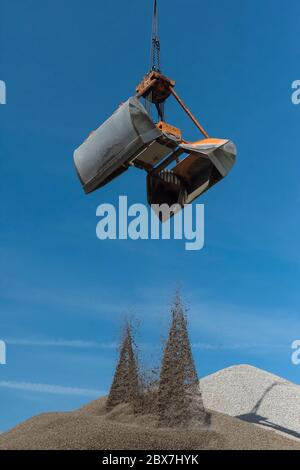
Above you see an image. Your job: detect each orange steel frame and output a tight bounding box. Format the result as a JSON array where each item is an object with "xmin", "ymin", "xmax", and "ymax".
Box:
[{"xmin": 135, "ymin": 72, "xmax": 209, "ymax": 139}]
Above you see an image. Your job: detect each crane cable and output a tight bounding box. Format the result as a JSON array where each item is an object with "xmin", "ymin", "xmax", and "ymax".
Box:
[
  {"xmin": 150, "ymin": 0, "xmax": 161, "ymax": 72},
  {"xmin": 146, "ymin": 0, "xmax": 165, "ymax": 121}
]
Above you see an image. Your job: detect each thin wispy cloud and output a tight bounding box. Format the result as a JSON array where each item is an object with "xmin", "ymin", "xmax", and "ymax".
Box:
[
  {"xmin": 0, "ymin": 286, "xmax": 122, "ymax": 317},
  {"xmin": 189, "ymin": 299, "xmax": 300, "ymax": 346},
  {"xmin": 4, "ymin": 337, "xmax": 162, "ymax": 356},
  {"xmin": 192, "ymin": 342, "xmax": 288, "ymax": 351},
  {"xmin": 5, "ymin": 338, "xmax": 117, "ymax": 349},
  {"xmin": 0, "ymin": 278, "xmax": 170, "ymax": 321},
  {"xmin": 3, "ymin": 335, "xmax": 292, "ymax": 354},
  {"xmin": 2, "ymin": 286, "xmax": 299, "ymax": 356},
  {"xmin": 0, "ymin": 381, "xmax": 103, "ymax": 397}
]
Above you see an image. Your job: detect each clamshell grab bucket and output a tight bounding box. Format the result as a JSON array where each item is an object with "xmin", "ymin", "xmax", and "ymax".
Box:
[
  {"xmin": 74, "ymin": 94, "xmax": 236, "ymax": 222},
  {"xmin": 74, "ymin": 97, "xmax": 179, "ymax": 194}
]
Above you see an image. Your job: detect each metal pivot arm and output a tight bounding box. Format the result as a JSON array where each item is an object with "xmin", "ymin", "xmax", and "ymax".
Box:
[{"xmin": 170, "ymin": 88, "xmax": 209, "ymax": 139}]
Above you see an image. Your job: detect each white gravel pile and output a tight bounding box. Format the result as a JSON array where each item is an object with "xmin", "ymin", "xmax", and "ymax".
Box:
[{"xmin": 200, "ymin": 364, "xmax": 300, "ymax": 440}]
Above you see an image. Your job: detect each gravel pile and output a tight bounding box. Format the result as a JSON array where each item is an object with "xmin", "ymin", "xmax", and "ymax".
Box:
[
  {"xmin": 200, "ymin": 364, "xmax": 300, "ymax": 441},
  {"xmin": 1, "ymin": 364, "xmax": 300, "ymax": 450},
  {"xmin": 0, "ymin": 397, "xmax": 299, "ymax": 450}
]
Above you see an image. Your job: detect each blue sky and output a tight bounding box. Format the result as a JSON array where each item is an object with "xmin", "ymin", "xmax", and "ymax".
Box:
[{"xmin": 1, "ymin": 0, "xmax": 300, "ymax": 432}]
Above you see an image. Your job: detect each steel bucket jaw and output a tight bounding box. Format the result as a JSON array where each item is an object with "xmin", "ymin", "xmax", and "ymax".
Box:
[
  {"xmin": 73, "ymin": 97, "xmax": 163, "ymax": 194},
  {"xmin": 147, "ymin": 138, "xmax": 236, "ymax": 221}
]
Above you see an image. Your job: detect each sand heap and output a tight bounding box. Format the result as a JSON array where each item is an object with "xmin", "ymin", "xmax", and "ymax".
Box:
[{"xmin": 200, "ymin": 364, "xmax": 300, "ymax": 441}]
